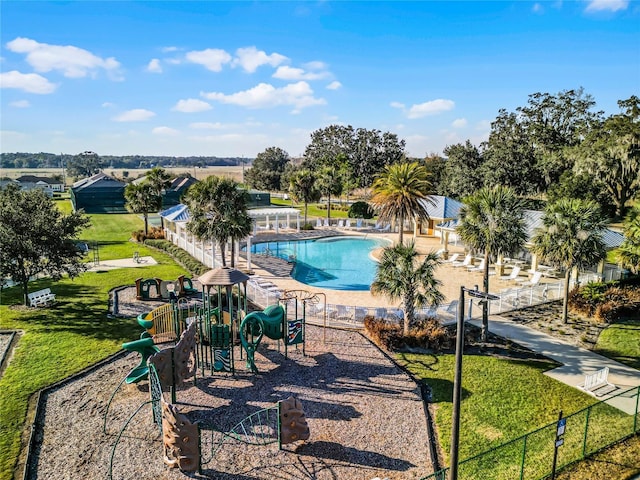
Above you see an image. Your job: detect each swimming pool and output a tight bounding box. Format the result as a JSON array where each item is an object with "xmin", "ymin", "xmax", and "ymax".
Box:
[{"xmin": 247, "ymin": 236, "xmax": 390, "ymax": 291}]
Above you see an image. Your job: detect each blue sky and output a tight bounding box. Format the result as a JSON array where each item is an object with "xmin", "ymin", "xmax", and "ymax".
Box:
[{"xmin": 1, "ymin": 1, "xmax": 638, "ymax": 159}]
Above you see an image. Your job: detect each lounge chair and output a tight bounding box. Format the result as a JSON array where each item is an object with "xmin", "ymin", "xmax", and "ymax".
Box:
[
  {"xmin": 316, "ymin": 218, "xmax": 322, "ymax": 228},
  {"xmin": 444, "ymin": 253, "xmax": 460, "ymax": 264},
  {"xmin": 376, "ymin": 223, "xmax": 391, "ymax": 232},
  {"xmin": 518, "ymin": 271, "xmax": 543, "ymax": 287},
  {"xmin": 337, "ymin": 219, "xmax": 345, "ymax": 228},
  {"xmin": 345, "ymin": 219, "xmax": 352, "ymax": 229},
  {"xmin": 468, "ymin": 259, "xmax": 485, "ymax": 272},
  {"xmin": 500, "ymin": 266, "xmax": 521, "ymax": 281},
  {"xmin": 354, "ymin": 307, "xmax": 368, "ymax": 322},
  {"xmin": 323, "ymin": 219, "xmax": 330, "ymax": 228},
  {"xmin": 333, "ymin": 305, "xmax": 353, "ymax": 320},
  {"xmin": 452, "ymin": 254, "xmax": 472, "ymax": 268},
  {"xmin": 438, "ymin": 300, "xmax": 458, "ymax": 318},
  {"xmin": 356, "ymin": 219, "xmax": 363, "ymax": 229}
]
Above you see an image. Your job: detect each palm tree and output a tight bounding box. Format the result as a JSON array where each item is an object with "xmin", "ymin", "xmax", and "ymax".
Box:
[
  {"xmin": 183, "ymin": 176, "xmax": 252, "ymax": 267},
  {"xmin": 370, "ymin": 161, "xmax": 434, "ymax": 244},
  {"xmin": 317, "ymin": 165, "xmax": 343, "ymax": 222},
  {"xmin": 289, "ymin": 169, "xmax": 321, "ymax": 226},
  {"xmin": 145, "ymin": 166, "xmax": 171, "ymax": 226},
  {"xmin": 371, "ymin": 241, "xmax": 444, "ymax": 336},
  {"xmin": 124, "ymin": 182, "xmax": 160, "ymax": 235},
  {"xmin": 618, "ymin": 205, "xmax": 640, "ymax": 274},
  {"xmin": 457, "ymin": 186, "xmax": 527, "ymax": 342},
  {"xmin": 531, "ymin": 199, "xmax": 607, "ymax": 323}
]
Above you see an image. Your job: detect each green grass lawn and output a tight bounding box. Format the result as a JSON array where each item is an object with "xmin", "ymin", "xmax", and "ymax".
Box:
[
  {"xmin": 270, "ymin": 197, "xmax": 352, "ymax": 220},
  {"xmin": 594, "ymin": 319, "xmax": 640, "ymax": 370},
  {"xmin": 0, "ymin": 205, "xmax": 187, "ymax": 480},
  {"xmin": 397, "ymin": 353, "xmax": 599, "ymax": 463}
]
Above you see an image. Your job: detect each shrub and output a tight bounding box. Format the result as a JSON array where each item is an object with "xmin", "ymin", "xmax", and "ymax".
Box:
[
  {"xmin": 348, "ymin": 201, "xmax": 374, "ymax": 219},
  {"xmin": 364, "ymin": 316, "xmax": 450, "ymax": 351},
  {"xmin": 301, "ymin": 223, "xmax": 315, "ymax": 230},
  {"xmin": 594, "ymin": 287, "xmax": 640, "ymax": 323},
  {"xmin": 570, "ymin": 281, "xmax": 640, "ymax": 323},
  {"xmin": 131, "ymin": 227, "xmax": 165, "ymax": 242},
  {"xmin": 144, "ymin": 239, "xmax": 209, "ymax": 276}
]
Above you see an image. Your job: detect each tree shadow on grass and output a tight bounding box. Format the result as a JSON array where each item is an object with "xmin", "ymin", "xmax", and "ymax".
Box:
[{"xmin": 4, "ymin": 281, "xmax": 140, "ymax": 342}]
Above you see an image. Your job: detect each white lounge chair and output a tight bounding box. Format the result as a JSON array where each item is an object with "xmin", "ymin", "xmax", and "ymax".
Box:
[
  {"xmin": 323, "ymin": 219, "xmax": 330, "ymax": 228},
  {"xmin": 500, "ymin": 266, "xmax": 521, "ymax": 281},
  {"xmin": 354, "ymin": 307, "xmax": 368, "ymax": 322},
  {"xmin": 316, "ymin": 218, "xmax": 322, "ymax": 228},
  {"xmin": 337, "ymin": 219, "xmax": 345, "ymax": 228},
  {"xmin": 438, "ymin": 300, "xmax": 458, "ymax": 318},
  {"xmin": 356, "ymin": 219, "xmax": 363, "ymax": 229},
  {"xmin": 518, "ymin": 271, "xmax": 543, "ymax": 287},
  {"xmin": 468, "ymin": 259, "xmax": 485, "ymax": 272},
  {"xmin": 452, "ymin": 254, "xmax": 472, "ymax": 268},
  {"xmin": 444, "ymin": 253, "xmax": 460, "ymax": 264},
  {"xmin": 345, "ymin": 219, "xmax": 352, "ymax": 229}
]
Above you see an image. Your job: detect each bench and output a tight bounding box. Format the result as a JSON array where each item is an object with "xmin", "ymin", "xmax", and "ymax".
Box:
[
  {"xmin": 28, "ymin": 288, "xmax": 57, "ymax": 307},
  {"xmin": 578, "ymin": 367, "xmax": 617, "ymax": 397}
]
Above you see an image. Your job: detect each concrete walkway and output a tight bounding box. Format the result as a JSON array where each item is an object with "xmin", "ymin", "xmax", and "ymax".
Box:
[
  {"xmin": 87, "ymin": 255, "xmax": 157, "ymax": 271},
  {"xmin": 470, "ymin": 316, "xmax": 640, "ymax": 415}
]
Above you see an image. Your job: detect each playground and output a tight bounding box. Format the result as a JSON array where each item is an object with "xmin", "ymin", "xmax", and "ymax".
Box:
[{"xmin": 29, "ymin": 324, "xmax": 431, "ymax": 480}]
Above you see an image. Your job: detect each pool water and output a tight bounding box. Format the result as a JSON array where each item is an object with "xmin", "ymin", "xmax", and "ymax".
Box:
[{"xmin": 247, "ymin": 236, "xmax": 390, "ymax": 290}]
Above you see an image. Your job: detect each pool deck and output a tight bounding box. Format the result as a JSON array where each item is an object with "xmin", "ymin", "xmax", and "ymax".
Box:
[{"xmin": 241, "ymin": 228, "xmax": 555, "ymax": 309}]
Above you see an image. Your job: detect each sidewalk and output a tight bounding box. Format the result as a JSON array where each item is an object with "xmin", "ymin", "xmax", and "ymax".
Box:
[
  {"xmin": 87, "ymin": 255, "xmax": 157, "ymax": 271},
  {"xmin": 470, "ymin": 316, "xmax": 640, "ymax": 415}
]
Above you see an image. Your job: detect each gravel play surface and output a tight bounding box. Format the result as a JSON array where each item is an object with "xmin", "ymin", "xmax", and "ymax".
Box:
[{"xmin": 30, "ymin": 324, "xmax": 434, "ymax": 480}]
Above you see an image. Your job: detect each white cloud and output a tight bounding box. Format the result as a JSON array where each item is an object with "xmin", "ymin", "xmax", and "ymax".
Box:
[
  {"xmin": 201, "ymin": 81, "xmax": 325, "ymax": 111},
  {"xmin": 390, "ymin": 101, "xmax": 405, "ymax": 109},
  {"xmin": 273, "ymin": 65, "xmax": 329, "ymax": 81},
  {"xmin": 10, "ymin": 100, "xmax": 30, "ymax": 108},
  {"xmin": 304, "ymin": 61, "xmax": 328, "ymax": 71},
  {"xmin": 585, "ymin": 0, "xmax": 628, "ymax": 11},
  {"xmin": 152, "ymin": 126, "xmax": 180, "ymax": 136},
  {"xmin": 161, "ymin": 46, "xmax": 180, "ymax": 53},
  {"xmin": 172, "ymin": 98, "xmax": 212, "ymax": 113},
  {"xmin": 452, "ymin": 118, "xmax": 468, "ymax": 128},
  {"xmin": 232, "ymin": 46, "xmax": 288, "ymax": 73},
  {"xmin": 185, "ymin": 48, "xmax": 232, "ymax": 71},
  {"xmin": 147, "ymin": 59, "xmax": 162, "ymax": 73},
  {"xmin": 189, "ymin": 122, "xmax": 227, "ymax": 130},
  {"xmin": 6, "ymin": 37, "xmax": 122, "ymax": 79},
  {"xmin": 326, "ymin": 81, "xmax": 342, "ymax": 90},
  {"xmin": 0, "ymin": 70, "xmax": 57, "ymax": 94},
  {"xmin": 102, "ymin": 102, "xmax": 115, "ymax": 108},
  {"xmin": 407, "ymin": 99, "xmax": 455, "ymax": 119},
  {"xmin": 113, "ymin": 109, "xmax": 156, "ymax": 122}
]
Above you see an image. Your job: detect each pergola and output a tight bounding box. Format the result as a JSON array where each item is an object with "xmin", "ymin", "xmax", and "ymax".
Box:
[{"xmin": 248, "ymin": 207, "xmax": 301, "ymax": 234}]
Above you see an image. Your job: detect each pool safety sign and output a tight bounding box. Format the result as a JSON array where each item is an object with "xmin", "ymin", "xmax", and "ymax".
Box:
[
  {"xmin": 557, "ymin": 417, "xmax": 566, "ymax": 437},
  {"xmin": 551, "ymin": 412, "xmax": 567, "ymax": 480}
]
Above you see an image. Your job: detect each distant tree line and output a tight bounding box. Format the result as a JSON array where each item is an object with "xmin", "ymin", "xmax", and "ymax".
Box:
[{"xmin": 0, "ymin": 152, "xmax": 248, "ymax": 172}]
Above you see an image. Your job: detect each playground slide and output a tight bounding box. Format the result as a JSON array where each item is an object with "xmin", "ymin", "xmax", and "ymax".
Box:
[
  {"xmin": 121, "ymin": 337, "xmax": 160, "ymax": 384},
  {"xmin": 239, "ymin": 305, "xmax": 286, "ymax": 373}
]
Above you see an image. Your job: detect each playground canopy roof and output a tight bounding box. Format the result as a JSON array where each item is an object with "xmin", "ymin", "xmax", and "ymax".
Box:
[{"xmin": 198, "ymin": 267, "xmax": 249, "ymax": 286}]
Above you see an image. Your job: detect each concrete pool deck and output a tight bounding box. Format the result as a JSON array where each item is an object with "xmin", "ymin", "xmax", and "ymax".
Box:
[{"xmin": 242, "ymin": 229, "xmax": 555, "ymax": 308}]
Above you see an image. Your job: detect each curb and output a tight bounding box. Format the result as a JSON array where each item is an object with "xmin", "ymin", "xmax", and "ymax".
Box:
[{"xmin": 22, "ymin": 349, "xmax": 129, "ymax": 480}]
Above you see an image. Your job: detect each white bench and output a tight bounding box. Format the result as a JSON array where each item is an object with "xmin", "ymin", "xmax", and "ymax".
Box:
[
  {"xmin": 578, "ymin": 367, "xmax": 617, "ymax": 397},
  {"xmin": 28, "ymin": 288, "xmax": 57, "ymax": 307}
]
